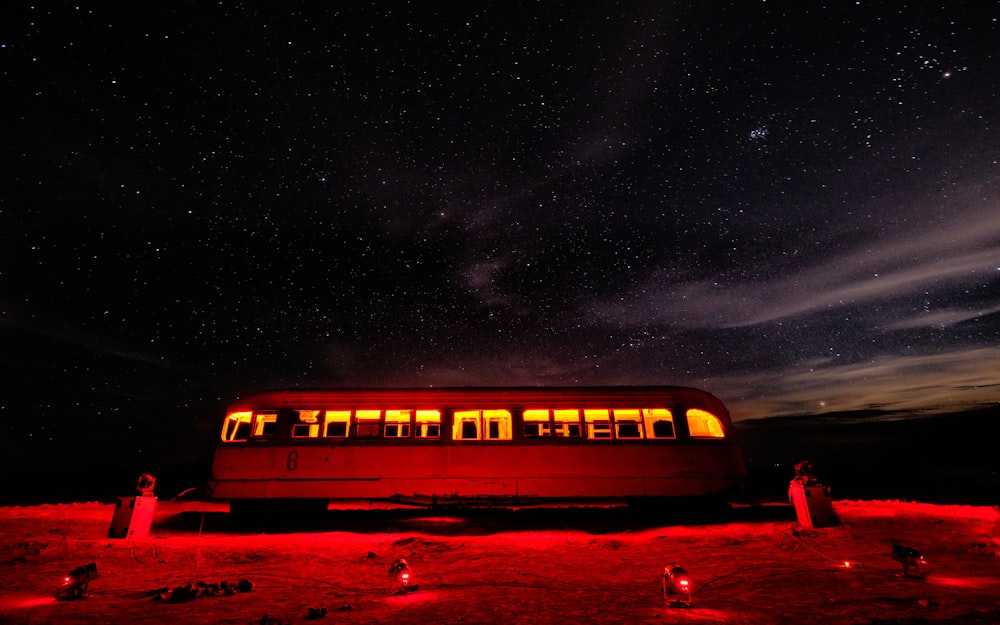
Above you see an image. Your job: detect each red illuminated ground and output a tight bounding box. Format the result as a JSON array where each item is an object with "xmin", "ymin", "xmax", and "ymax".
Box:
[{"xmin": 0, "ymin": 499, "xmax": 997, "ymax": 625}]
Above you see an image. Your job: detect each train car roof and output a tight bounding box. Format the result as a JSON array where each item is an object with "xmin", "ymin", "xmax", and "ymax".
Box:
[{"xmin": 227, "ymin": 386, "xmax": 728, "ymax": 413}]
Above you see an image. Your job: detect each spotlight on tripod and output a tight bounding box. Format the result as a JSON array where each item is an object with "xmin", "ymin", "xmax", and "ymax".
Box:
[
  {"xmin": 55, "ymin": 563, "xmax": 98, "ymax": 601},
  {"xmin": 389, "ymin": 558, "xmax": 418, "ymax": 594},
  {"xmin": 662, "ymin": 563, "xmax": 691, "ymax": 607},
  {"xmin": 892, "ymin": 544, "xmax": 930, "ymax": 579}
]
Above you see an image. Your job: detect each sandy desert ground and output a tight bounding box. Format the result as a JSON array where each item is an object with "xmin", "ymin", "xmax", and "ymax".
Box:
[{"xmin": 0, "ymin": 498, "xmax": 997, "ymax": 625}]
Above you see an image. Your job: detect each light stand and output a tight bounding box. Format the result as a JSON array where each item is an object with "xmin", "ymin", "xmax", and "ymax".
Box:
[
  {"xmin": 662, "ymin": 563, "xmax": 691, "ymax": 607},
  {"xmin": 892, "ymin": 544, "xmax": 930, "ymax": 579},
  {"xmin": 55, "ymin": 563, "xmax": 98, "ymax": 601},
  {"xmin": 389, "ymin": 558, "xmax": 418, "ymax": 594}
]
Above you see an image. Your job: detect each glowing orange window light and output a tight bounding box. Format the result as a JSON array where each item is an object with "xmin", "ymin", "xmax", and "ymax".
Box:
[
  {"xmin": 583, "ymin": 409, "xmax": 612, "ymax": 439},
  {"xmin": 299, "ymin": 410, "xmax": 320, "ymax": 422},
  {"xmin": 483, "ymin": 409, "xmax": 512, "ymax": 440},
  {"xmin": 613, "ymin": 409, "xmax": 644, "ymax": 439},
  {"xmin": 221, "ymin": 411, "xmax": 252, "ymax": 442},
  {"xmin": 291, "ymin": 410, "xmax": 321, "ymax": 438},
  {"xmin": 251, "ymin": 413, "xmax": 278, "ymax": 438},
  {"xmin": 686, "ymin": 409, "xmax": 725, "ymax": 438},
  {"xmin": 384, "ymin": 409, "xmax": 412, "ymax": 438},
  {"xmin": 323, "ymin": 410, "xmax": 351, "ymax": 438},
  {"xmin": 643, "ymin": 408, "xmax": 675, "ymax": 439},
  {"xmin": 415, "ymin": 410, "xmax": 441, "ymax": 438},
  {"xmin": 523, "ymin": 409, "xmax": 551, "ymax": 437},
  {"xmin": 354, "ymin": 409, "xmax": 381, "ymax": 438},
  {"xmin": 453, "ymin": 410, "xmax": 481, "ymax": 440},
  {"xmin": 552, "ymin": 409, "xmax": 581, "ymax": 437}
]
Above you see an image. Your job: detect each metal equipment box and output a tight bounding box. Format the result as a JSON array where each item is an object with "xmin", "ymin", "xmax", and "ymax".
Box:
[
  {"xmin": 788, "ymin": 480, "xmax": 837, "ymax": 528},
  {"xmin": 108, "ymin": 495, "xmax": 157, "ymax": 538}
]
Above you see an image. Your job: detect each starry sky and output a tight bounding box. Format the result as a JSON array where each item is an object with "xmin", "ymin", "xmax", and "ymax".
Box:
[{"xmin": 2, "ymin": 2, "xmax": 999, "ymax": 475}]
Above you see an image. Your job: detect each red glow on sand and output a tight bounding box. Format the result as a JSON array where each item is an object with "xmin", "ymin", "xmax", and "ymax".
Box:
[
  {"xmin": 929, "ymin": 575, "xmax": 997, "ymax": 589},
  {"xmin": 18, "ymin": 596, "xmax": 57, "ymax": 608},
  {"xmin": 385, "ymin": 590, "xmax": 438, "ymax": 606}
]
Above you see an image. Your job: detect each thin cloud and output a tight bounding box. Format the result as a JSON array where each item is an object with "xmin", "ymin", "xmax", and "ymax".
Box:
[
  {"xmin": 720, "ymin": 347, "xmax": 1000, "ymax": 419},
  {"xmin": 589, "ymin": 202, "xmax": 1000, "ymax": 329},
  {"xmin": 888, "ymin": 304, "xmax": 1000, "ymax": 330}
]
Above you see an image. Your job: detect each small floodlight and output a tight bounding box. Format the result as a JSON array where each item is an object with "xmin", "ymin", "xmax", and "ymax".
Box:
[
  {"xmin": 661, "ymin": 563, "xmax": 691, "ymax": 607},
  {"xmin": 55, "ymin": 562, "xmax": 98, "ymax": 601},
  {"xmin": 794, "ymin": 460, "xmax": 816, "ymax": 483},
  {"xmin": 136, "ymin": 473, "xmax": 156, "ymax": 495},
  {"xmin": 389, "ymin": 558, "xmax": 418, "ymax": 594},
  {"xmin": 892, "ymin": 544, "xmax": 930, "ymax": 578}
]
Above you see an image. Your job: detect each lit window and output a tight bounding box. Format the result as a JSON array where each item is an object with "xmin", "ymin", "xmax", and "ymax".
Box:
[
  {"xmin": 384, "ymin": 409, "xmax": 412, "ymax": 438},
  {"xmin": 687, "ymin": 409, "xmax": 725, "ymax": 438},
  {"xmin": 483, "ymin": 409, "xmax": 512, "ymax": 440},
  {"xmin": 453, "ymin": 410, "xmax": 480, "ymax": 440},
  {"xmin": 291, "ymin": 409, "xmax": 320, "ymax": 438},
  {"xmin": 553, "ymin": 409, "xmax": 581, "ymax": 437},
  {"xmin": 221, "ymin": 411, "xmax": 252, "ymax": 442},
  {"xmin": 523, "ymin": 409, "xmax": 551, "ymax": 437},
  {"xmin": 252, "ymin": 413, "xmax": 278, "ymax": 438},
  {"xmin": 643, "ymin": 408, "xmax": 675, "ymax": 439},
  {"xmin": 355, "ymin": 409, "xmax": 381, "ymax": 438},
  {"xmin": 613, "ymin": 409, "xmax": 644, "ymax": 439},
  {"xmin": 323, "ymin": 410, "xmax": 351, "ymax": 438},
  {"xmin": 584, "ymin": 409, "xmax": 612, "ymax": 439},
  {"xmin": 415, "ymin": 410, "xmax": 441, "ymax": 438}
]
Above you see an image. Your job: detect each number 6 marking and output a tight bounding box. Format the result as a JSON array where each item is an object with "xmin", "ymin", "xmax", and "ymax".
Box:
[{"xmin": 286, "ymin": 450, "xmax": 299, "ymax": 472}]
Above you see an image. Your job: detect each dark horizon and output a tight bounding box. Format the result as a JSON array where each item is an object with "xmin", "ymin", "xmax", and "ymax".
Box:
[{"xmin": 3, "ymin": 404, "xmax": 995, "ymax": 508}]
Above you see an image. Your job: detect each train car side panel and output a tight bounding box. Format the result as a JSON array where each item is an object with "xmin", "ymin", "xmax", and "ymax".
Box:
[{"xmin": 207, "ymin": 441, "xmax": 745, "ymax": 501}]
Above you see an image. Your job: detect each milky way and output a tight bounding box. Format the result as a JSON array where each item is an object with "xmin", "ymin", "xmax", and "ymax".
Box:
[{"xmin": 2, "ymin": 3, "xmax": 998, "ymax": 471}]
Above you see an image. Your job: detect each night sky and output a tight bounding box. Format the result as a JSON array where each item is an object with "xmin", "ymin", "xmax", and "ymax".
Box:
[{"xmin": 2, "ymin": 3, "xmax": 999, "ymax": 480}]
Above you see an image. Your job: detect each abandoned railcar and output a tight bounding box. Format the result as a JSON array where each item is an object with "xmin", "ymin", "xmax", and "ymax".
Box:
[{"xmin": 207, "ymin": 386, "xmax": 747, "ymax": 510}]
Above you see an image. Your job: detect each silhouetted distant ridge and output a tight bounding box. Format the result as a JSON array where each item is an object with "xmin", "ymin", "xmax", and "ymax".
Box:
[{"xmin": 735, "ymin": 404, "xmax": 998, "ymax": 506}]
